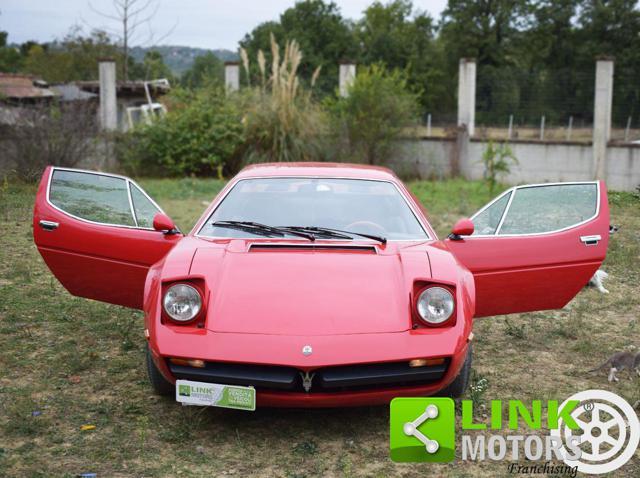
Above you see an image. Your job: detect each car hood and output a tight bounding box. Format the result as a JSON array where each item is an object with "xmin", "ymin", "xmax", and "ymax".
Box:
[{"xmin": 187, "ymin": 241, "xmax": 433, "ymax": 336}]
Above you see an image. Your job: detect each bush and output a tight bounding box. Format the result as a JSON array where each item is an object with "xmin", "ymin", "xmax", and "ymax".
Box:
[
  {"xmin": 479, "ymin": 141, "xmax": 518, "ymax": 193},
  {"xmin": 5, "ymin": 102, "xmax": 98, "ymax": 182},
  {"xmin": 327, "ymin": 64, "xmax": 419, "ymax": 165},
  {"xmin": 239, "ymin": 35, "xmax": 328, "ymax": 163},
  {"xmin": 118, "ymin": 86, "xmax": 245, "ymax": 177},
  {"xmin": 118, "ymin": 37, "xmax": 328, "ymax": 177}
]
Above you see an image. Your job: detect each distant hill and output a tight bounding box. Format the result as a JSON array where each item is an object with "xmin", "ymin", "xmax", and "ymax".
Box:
[{"xmin": 129, "ymin": 46, "xmax": 238, "ymax": 75}]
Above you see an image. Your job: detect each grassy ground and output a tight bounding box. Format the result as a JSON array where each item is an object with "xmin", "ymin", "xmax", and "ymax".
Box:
[{"xmin": 0, "ymin": 177, "xmax": 638, "ymax": 477}]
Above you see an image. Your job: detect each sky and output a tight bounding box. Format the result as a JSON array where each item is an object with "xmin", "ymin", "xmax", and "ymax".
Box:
[{"xmin": 0, "ymin": 0, "xmax": 448, "ymax": 50}]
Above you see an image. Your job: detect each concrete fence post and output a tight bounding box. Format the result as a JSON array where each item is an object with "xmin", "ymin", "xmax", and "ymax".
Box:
[
  {"xmin": 339, "ymin": 62, "xmax": 356, "ymax": 97},
  {"xmin": 457, "ymin": 58, "xmax": 476, "ymax": 137},
  {"xmin": 225, "ymin": 61, "xmax": 240, "ymax": 91},
  {"xmin": 592, "ymin": 58, "xmax": 614, "ymax": 179},
  {"xmin": 98, "ymin": 58, "xmax": 117, "ymax": 131}
]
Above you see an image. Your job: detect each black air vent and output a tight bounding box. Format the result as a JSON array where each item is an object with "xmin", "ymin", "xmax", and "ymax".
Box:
[
  {"xmin": 168, "ymin": 359, "xmax": 449, "ymax": 393},
  {"xmin": 249, "ymin": 243, "xmax": 377, "ymax": 253}
]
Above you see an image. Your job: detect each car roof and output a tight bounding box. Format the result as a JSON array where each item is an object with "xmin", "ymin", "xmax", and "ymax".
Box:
[{"xmin": 235, "ymin": 162, "xmax": 400, "ymax": 182}]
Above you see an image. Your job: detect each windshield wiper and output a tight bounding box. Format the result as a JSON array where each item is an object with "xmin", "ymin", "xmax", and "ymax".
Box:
[
  {"xmin": 280, "ymin": 226, "xmax": 352, "ymax": 240},
  {"xmin": 282, "ymin": 226, "xmax": 387, "ymax": 244},
  {"xmin": 211, "ymin": 221, "xmax": 316, "ymax": 241}
]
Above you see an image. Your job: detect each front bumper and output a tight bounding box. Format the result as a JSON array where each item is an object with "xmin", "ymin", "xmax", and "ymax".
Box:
[
  {"xmin": 170, "ymin": 358, "xmax": 448, "ymax": 392},
  {"xmin": 148, "ymin": 324, "xmax": 471, "ymax": 407}
]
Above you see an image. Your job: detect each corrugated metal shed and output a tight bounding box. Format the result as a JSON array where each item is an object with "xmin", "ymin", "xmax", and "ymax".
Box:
[
  {"xmin": 77, "ymin": 80, "xmax": 170, "ymax": 98},
  {"xmin": 51, "ymin": 83, "xmax": 97, "ymax": 102},
  {"xmin": 0, "ymin": 73, "xmax": 57, "ymax": 100}
]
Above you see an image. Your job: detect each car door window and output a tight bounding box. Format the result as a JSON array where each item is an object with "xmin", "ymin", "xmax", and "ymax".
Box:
[
  {"xmin": 499, "ymin": 183, "xmax": 597, "ymax": 235},
  {"xmin": 130, "ymin": 183, "xmax": 161, "ymax": 228},
  {"xmin": 472, "ymin": 191, "xmax": 511, "ymax": 235},
  {"xmin": 49, "ymin": 169, "xmax": 136, "ymax": 226}
]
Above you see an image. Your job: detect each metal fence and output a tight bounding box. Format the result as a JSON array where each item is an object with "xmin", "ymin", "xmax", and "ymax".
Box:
[
  {"xmin": 612, "ymin": 65, "xmax": 640, "ymax": 142},
  {"xmin": 473, "ymin": 67, "xmax": 596, "ymax": 142}
]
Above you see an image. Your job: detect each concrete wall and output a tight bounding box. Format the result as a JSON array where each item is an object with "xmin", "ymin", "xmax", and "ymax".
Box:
[
  {"xmin": 607, "ymin": 145, "xmax": 640, "ymax": 191},
  {"xmin": 389, "ymin": 138, "xmax": 455, "ymax": 180},
  {"xmin": 390, "ymin": 138, "xmax": 640, "ymax": 191},
  {"xmin": 466, "ymin": 140, "xmax": 595, "ymax": 183}
]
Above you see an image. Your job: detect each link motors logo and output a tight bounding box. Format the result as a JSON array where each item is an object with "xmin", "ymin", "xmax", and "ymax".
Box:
[{"xmin": 390, "ymin": 390, "xmax": 640, "ymax": 475}]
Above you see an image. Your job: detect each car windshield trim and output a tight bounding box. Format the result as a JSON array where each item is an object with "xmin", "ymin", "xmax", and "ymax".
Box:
[{"xmin": 193, "ymin": 176, "xmax": 431, "ymax": 241}]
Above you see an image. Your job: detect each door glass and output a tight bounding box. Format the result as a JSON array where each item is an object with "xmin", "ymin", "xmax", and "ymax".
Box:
[
  {"xmin": 49, "ymin": 170, "xmax": 135, "ymax": 226},
  {"xmin": 499, "ymin": 184, "xmax": 597, "ymax": 235},
  {"xmin": 472, "ymin": 191, "xmax": 511, "ymax": 235},
  {"xmin": 130, "ymin": 183, "xmax": 160, "ymax": 228}
]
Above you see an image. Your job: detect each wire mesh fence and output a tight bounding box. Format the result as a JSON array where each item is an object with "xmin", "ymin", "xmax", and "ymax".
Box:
[
  {"xmin": 413, "ymin": 63, "xmax": 640, "ymax": 143},
  {"xmin": 612, "ymin": 65, "xmax": 640, "ymax": 143},
  {"xmin": 411, "ymin": 111, "xmax": 458, "ymax": 138},
  {"xmin": 474, "ymin": 67, "xmax": 596, "ymax": 142}
]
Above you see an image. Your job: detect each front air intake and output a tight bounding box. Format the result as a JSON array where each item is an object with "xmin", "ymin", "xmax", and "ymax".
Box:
[{"xmin": 248, "ymin": 243, "xmax": 377, "ymax": 253}]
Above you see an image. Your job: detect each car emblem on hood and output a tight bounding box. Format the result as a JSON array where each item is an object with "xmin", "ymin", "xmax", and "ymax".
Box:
[{"xmin": 302, "ymin": 345, "xmax": 312, "ymax": 356}]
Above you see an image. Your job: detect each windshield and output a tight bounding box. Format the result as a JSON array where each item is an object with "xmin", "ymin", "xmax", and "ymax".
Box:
[{"xmin": 198, "ymin": 177, "xmax": 428, "ymax": 240}]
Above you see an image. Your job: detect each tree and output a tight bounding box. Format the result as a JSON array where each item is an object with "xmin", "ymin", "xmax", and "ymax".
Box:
[
  {"xmin": 440, "ymin": 0, "xmax": 533, "ymax": 125},
  {"xmin": 22, "ymin": 29, "xmax": 122, "ymax": 83},
  {"xmin": 356, "ymin": 0, "xmax": 447, "ymax": 114},
  {"xmin": 139, "ymin": 50, "xmax": 174, "ymax": 81},
  {"xmin": 577, "ymin": 0, "xmax": 640, "ymax": 126},
  {"xmin": 0, "ymin": 31, "xmax": 23, "ymax": 73},
  {"xmin": 519, "ymin": 0, "xmax": 586, "ymax": 124},
  {"xmin": 240, "ymin": 0, "xmax": 357, "ymax": 94},
  {"xmin": 88, "ymin": 0, "xmax": 175, "ymax": 80},
  {"xmin": 0, "ymin": 10, "xmax": 24, "ymax": 72},
  {"xmin": 181, "ymin": 52, "xmax": 224, "ymax": 88},
  {"xmin": 327, "ymin": 64, "xmax": 419, "ymax": 165},
  {"xmin": 441, "ymin": 0, "xmax": 531, "ymax": 67}
]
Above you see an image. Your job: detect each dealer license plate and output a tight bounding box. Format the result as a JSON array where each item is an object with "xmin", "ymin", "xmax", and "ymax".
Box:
[{"xmin": 175, "ymin": 380, "xmax": 256, "ymax": 411}]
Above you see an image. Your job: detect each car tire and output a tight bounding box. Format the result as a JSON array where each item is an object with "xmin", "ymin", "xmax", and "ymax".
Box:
[
  {"xmin": 146, "ymin": 345, "xmax": 174, "ymax": 396},
  {"xmin": 438, "ymin": 344, "xmax": 472, "ymax": 398}
]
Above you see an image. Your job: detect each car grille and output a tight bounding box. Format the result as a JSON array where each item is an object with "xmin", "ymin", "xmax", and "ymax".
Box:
[{"xmin": 168, "ymin": 359, "xmax": 448, "ymax": 393}]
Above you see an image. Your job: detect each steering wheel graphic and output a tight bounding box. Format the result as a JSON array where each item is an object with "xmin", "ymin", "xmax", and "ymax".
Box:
[
  {"xmin": 551, "ymin": 389, "xmax": 640, "ymax": 475},
  {"xmin": 566, "ymin": 402, "xmax": 626, "ymax": 461}
]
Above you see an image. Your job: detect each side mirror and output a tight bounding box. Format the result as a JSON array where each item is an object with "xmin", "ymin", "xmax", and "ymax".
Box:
[
  {"xmin": 449, "ymin": 218, "xmax": 474, "ymax": 241},
  {"xmin": 153, "ymin": 213, "xmax": 178, "ymax": 234}
]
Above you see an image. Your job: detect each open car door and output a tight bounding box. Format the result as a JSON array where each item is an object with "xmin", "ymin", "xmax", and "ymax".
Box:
[
  {"xmin": 446, "ymin": 181, "xmax": 609, "ymax": 317},
  {"xmin": 33, "ymin": 166, "xmax": 181, "ymax": 309}
]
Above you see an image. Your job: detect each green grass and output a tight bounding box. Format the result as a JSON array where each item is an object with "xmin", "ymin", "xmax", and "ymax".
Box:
[{"xmin": 0, "ymin": 177, "xmax": 638, "ymax": 477}]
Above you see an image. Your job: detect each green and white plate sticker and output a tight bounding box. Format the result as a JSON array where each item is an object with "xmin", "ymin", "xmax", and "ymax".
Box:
[{"xmin": 176, "ymin": 380, "xmax": 256, "ymax": 411}]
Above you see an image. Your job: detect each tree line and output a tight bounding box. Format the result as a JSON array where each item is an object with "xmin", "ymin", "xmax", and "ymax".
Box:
[
  {"xmin": 239, "ymin": 0, "xmax": 640, "ymax": 127},
  {"xmin": 2, "ymin": 0, "xmax": 639, "ymax": 127}
]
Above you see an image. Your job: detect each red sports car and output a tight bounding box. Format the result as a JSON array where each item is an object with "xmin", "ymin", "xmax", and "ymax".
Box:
[{"xmin": 33, "ymin": 163, "xmax": 609, "ymax": 409}]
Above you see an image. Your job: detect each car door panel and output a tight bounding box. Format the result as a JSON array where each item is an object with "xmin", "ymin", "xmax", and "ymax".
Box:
[
  {"xmin": 33, "ymin": 166, "xmax": 181, "ymax": 309},
  {"xmin": 446, "ymin": 181, "xmax": 608, "ymax": 317}
]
